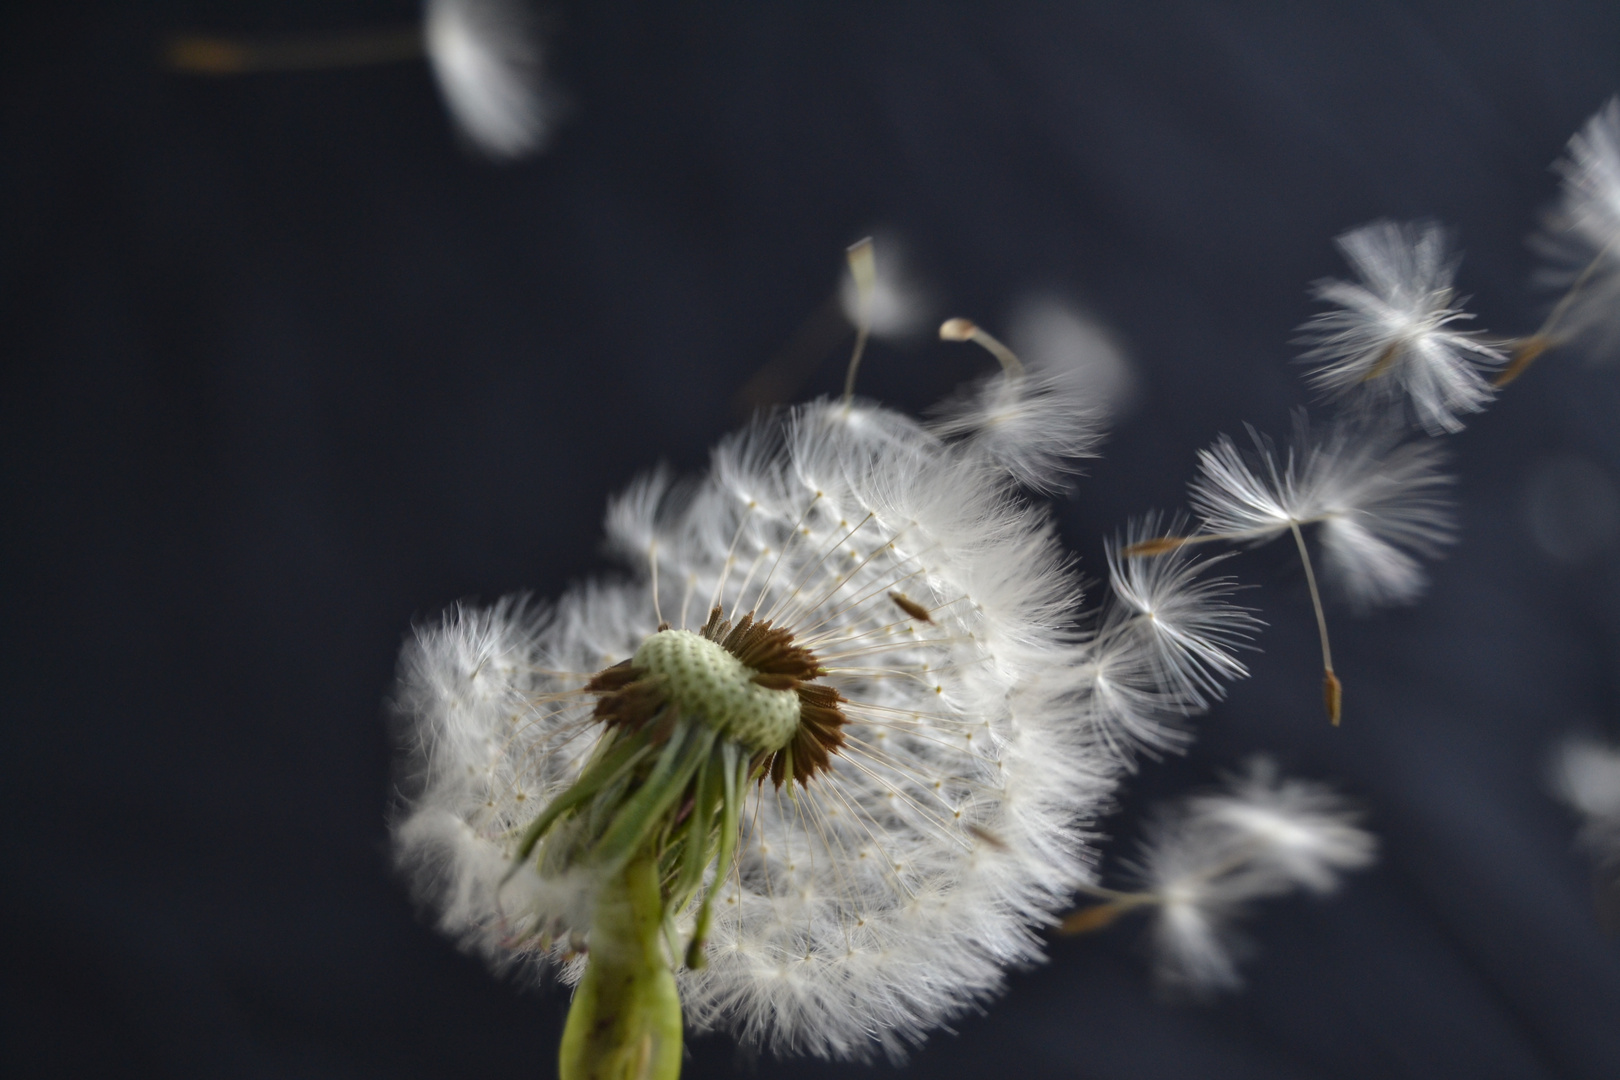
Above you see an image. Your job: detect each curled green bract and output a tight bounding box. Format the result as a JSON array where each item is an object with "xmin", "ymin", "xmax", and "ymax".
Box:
[{"xmin": 515, "ymin": 675, "xmax": 757, "ymax": 1080}]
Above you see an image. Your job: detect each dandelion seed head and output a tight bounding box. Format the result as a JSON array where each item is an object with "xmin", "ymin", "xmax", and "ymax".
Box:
[{"xmin": 393, "ymin": 391, "xmax": 1117, "ymax": 1059}]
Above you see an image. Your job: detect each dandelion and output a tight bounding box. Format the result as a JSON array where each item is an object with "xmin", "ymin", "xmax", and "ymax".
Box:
[
  {"xmin": 1124, "ymin": 415, "xmax": 1455, "ymax": 723},
  {"xmin": 1297, "ymin": 219, "xmax": 1505, "ymax": 434},
  {"xmin": 1518, "ymin": 98, "xmax": 1620, "ymax": 380},
  {"xmin": 1059, "ymin": 758, "xmax": 1376, "ymax": 993},
  {"xmin": 393, "ymin": 397, "xmax": 1110, "ymax": 1068},
  {"xmin": 388, "ymin": 246, "xmax": 1182, "ymax": 1073}
]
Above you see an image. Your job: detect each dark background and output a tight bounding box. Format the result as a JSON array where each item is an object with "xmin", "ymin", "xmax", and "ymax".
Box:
[{"xmin": 5, "ymin": 2, "xmax": 1620, "ymax": 1077}]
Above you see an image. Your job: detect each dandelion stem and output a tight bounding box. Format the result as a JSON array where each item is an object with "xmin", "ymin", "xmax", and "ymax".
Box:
[
  {"xmin": 558, "ymin": 847, "xmax": 683, "ymax": 1080},
  {"xmin": 841, "ymin": 238, "xmax": 876, "ymax": 405},
  {"xmin": 1288, "ymin": 521, "xmax": 1340, "ymax": 725},
  {"xmin": 164, "ymin": 27, "xmax": 423, "ymax": 74}
]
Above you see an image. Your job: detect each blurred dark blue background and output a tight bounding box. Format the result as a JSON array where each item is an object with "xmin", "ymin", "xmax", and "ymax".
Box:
[{"xmin": 5, "ymin": 2, "xmax": 1620, "ymax": 1076}]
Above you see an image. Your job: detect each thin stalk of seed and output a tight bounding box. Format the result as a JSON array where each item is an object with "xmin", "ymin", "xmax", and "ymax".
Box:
[
  {"xmin": 841, "ymin": 238, "xmax": 876, "ymax": 404},
  {"xmin": 1495, "ymin": 238, "xmax": 1617, "ymax": 387},
  {"xmin": 1120, "ymin": 525, "xmax": 1302, "ymax": 558},
  {"xmin": 938, "ymin": 317, "xmax": 1025, "ymax": 377},
  {"xmin": 1288, "ymin": 521, "xmax": 1340, "ymax": 725},
  {"xmin": 1057, "ymin": 886, "xmax": 1158, "ymax": 935},
  {"xmin": 165, "ymin": 27, "xmax": 424, "ymax": 74}
]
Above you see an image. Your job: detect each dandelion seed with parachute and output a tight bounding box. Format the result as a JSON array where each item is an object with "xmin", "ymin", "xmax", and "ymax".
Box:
[
  {"xmin": 1059, "ymin": 758, "xmax": 1376, "ymax": 993},
  {"xmin": 1123, "ymin": 415, "xmax": 1455, "ymax": 724},
  {"xmin": 932, "ymin": 317, "xmax": 1105, "ymax": 492},
  {"xmin": 1519, "ymin": 98, "xmax": 1620, "ymax": 379},
  {"xmin": 1099, "ymin": 513, "xmax": 1260, "ymax": 711},
  {"xmin": 165, "ymin": 0, "xmax": 555, "ymax": 159},
  {"xmin": 1552, "ymin": 736, "xmax": 1620, "ymax": 928},
  {"xmin": 1297, "ymin": 219, "xmax": 1504, "ymax": 434}
]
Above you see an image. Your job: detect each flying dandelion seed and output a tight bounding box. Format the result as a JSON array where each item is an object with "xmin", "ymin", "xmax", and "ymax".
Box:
[
  {"xmin": 1060, "ymin": 758, "xmax": 1376, "ymax": 994},
  {"xmin": 1552, "ymin": 736, "xmax": 1620, "ymax": 930},
  {"xmin": 424, "ymin": 0, "xmax": 556, "ymax": 159},
  {"xmin": 165, "ymin": 0, "xmax": 556, "ymax": 159},
  {"xmin": 1123, "ymin": 415, "xmax": 1455, "ymax": 725},
  {"xmin": 1297, "ymin": 219, "xmax": 1505, "ymax": 435},
  {"xmin": 1527, "ymin": 98, "xmax": 1620, "ymax": 369}
]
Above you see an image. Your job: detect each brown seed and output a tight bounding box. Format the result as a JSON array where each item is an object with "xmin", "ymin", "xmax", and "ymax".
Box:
[
  {"xmin": 1121, "ymin": 535, "xmax": 1190, "ymax": 557},
  {"xmin": 1493, "ymin": 336, "xmax": 1553, "ymax": 388},
  {"xmin": 964, "ymin": 823, "xmax": 1007, "ymax": 851},
  {"xmin": 1057, "ymin": 902, "xmax": 1129, "ymax": 935},
  {"xmin": 1361, "ymin": 340, "xmax": 1405, "ymax": 382},
  {"xmin": 889, "ymin": 592, "xmax": 933, "ymax": 623},
  {"xmin": 1323, "ymin": 670, "xmax": 1343, "ymax": 727}
]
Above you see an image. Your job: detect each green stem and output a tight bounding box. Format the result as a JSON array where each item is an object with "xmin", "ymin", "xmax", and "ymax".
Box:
[{"xmin": 559, "ymin": 849, "xmax": 684, "ymax": 1080}]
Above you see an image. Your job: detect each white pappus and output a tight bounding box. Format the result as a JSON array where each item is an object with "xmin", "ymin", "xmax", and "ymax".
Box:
[
  {"xmin": 1080, "ymin": 514, "xmax": 1260, "ymax": 756},
  {"xmin": 1552, "ymin": 735, "xmax": 1620, "ymax": 928},
  {"xmin": 1062, "ymin": 758, "xmax": 1376, "ymax": 994},
  {"xmin": 1297, "ymin": 219, "xmax": 1505, "ymax": 435},
  {"xmin": 1188, "ymin": 415, "xmax": 1456, "ymax": 613},
  {"xmin": 424, "ymin": 0, "xmax": 556, "ymax": 159},
  {"xmin": 931, "ymin": 317, "xmax": 1106, "ymax": 493},
  {"xmin": 1533, "ymin": 98, "xmax": 1620, "ymax": 360}
]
